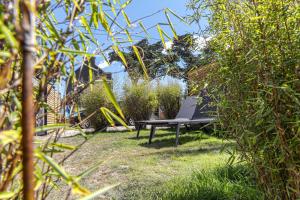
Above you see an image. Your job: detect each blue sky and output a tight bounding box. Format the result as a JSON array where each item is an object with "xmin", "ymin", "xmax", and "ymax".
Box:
[
  {"xmin": 99, "ymin": 0, "xmax": 206, "ymax": 92},
  {"xmin": 53, "ymin": 0, "xmax": 206, "ymax": 94}
]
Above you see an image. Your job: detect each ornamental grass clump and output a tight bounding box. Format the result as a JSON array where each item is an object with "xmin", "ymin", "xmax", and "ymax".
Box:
[
  {"xmin": 157, "ymin": 82, "xmax": 182, "ymax": 119},
  {"xmin": 122, "ymin": 82, "xmax": 158, "ymax": 122},
  {"xmin": 80, "ymin": 83, "xmax": 113, "ymax": 129}
]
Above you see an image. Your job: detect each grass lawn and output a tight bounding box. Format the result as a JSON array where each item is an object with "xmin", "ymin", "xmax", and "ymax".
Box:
[{"xmin": 47, "ymin": 129, "xmax": 258, "ymax": 199}]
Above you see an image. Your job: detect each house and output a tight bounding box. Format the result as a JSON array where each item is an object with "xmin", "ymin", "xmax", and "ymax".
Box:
[{"xmin": 66, "ymin": 57, "xmax": 112, "ymax": 94}]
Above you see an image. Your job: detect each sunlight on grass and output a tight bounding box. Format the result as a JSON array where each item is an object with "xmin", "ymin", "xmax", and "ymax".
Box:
[{"xmin": 48, "ymin": 129, "xmax": 238, "ymax": 199}]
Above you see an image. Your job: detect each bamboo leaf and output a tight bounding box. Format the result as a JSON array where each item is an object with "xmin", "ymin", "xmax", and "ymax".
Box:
[
  {"xmin": 124, "ymin": 29, "xmax": 133, "ymax": 43},
  {"xmin": 58, "ymin": 48, "xmax": 95, "ymax": 56},
  {"xmin": 88, "ymin": 59, "xmax": 93, "ymax": 91},
  {"xmin": 44, "ymin": 15, "xmax": 60, "ymax": 39},
  {"xmin": 0, "ymin": 130, "xmax": 21, "ymax": 146},
  {"xmin": 36, "ymin": 151, "xmax": 71, "ymax": 181},
  {"xmin": 100, "ymin": 107, "xmax": 129, "ymax": 129},
  {"xmin": 102, "ymin": 77, "xmax": 125, "ymax": 119},
  {"xmin": 77, "ymin": 160, "xmax": 104, "ymax": 180},
  {"xmin": 121, "ymin": 10, "xmax": 131, "ymax": 27},
  {"xmin": 105, "ymin": 13, "xmax": 123, "ymax": 29},
  {"xmin": 139, "ymin": 21, "xmax": 149, "ymax": 36},
  {"xmin": 0, "ymin": 192, "xmax": 15, "ymax": 199},
  {"xmin": 92, "ymin": 13, "xmax": 99, "ymax": 28},
  {"xmin": 50, "ymin": 143, "xmax": 77, "ymax": 150},
  {"xmin": 166, "ymin": 8, "xmax": 188, "ymax": 24},
  {"xmin": 121, "ymin": 0, "xmax": 132, "ymax": 9},
  {"xmin": 132, "ymin": 46, "xmax": 149, "ymax": 80},
  {"xmin": 79, "ymin": 184, "xmax": 120, "ymax": 200},
  {"xmin": 71, "ymin": 0, "xmax": 81, "ymax": 11},
  {"xmin": 99, "ymin": 10, "xmax": 111, "ymax": 35},
  {"xmin": 100, "ymin": 107, "xmax": 115, "ymax": 126},
  {"xmin": 0, "ymin": 21, "xmax": 18, "ymax": 48},
  {"xmin": 112, "ymin": 46, "xmax": 127, "ymax": 67},
  {"xmin": 35, "ymin": 123, "xmax": 69, "ymax": 132},
  {"xmin": 165, "ymin": 11, "xmax": 178, "ymax": 40},
  {"xmin": 80, "ymin": 16, "xmax": 97, "ymax": 44},
  {"xmin": 157, "ymin": 24, "xmax": 166, "ymax": 49}
]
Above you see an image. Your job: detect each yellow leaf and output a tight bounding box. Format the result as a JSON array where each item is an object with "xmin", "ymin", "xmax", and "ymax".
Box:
[{"xmin": 132, "ymin": 46, "xmax": 149, "ymax": 80}]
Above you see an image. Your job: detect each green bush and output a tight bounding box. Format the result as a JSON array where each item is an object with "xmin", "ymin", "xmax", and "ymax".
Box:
[
  {"xmin": 188, "ymin": 0, "xmax": 300, "ymax": 198},
  {"xmin": 157, "ymin": 82, "xmax": 182, "ymax": 119},
  {"xmin": 122, "ymin": 82, "xmax": 158, "ymax": 121},
  {"xmin": 80, "ymin": 83, "xmax": 112, "ymax": 129}
]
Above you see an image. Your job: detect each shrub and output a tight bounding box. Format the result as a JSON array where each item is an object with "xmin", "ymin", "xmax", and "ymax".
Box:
[
  {"xmin": 189, "ymin": 0, "xmax": 300, "ymax": 198},
  {"xmin": 122, "ymin": 82, "xmax": 158, "ymax": 121},
  {"xmin": 157, "ymin": 82, "xmax": 182, "ymax": 119},
  {"xmin": 80, "ymin": 83, "xmax": 112, "ymax": 129}
]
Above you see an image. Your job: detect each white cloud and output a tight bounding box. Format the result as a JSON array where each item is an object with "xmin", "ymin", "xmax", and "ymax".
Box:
[
  {"xmin": 194, "ymin": 35, "xmax": 212, "ymax": 50},
  {"xmin": 165, "ymin": 40, "xmax": 173, "ymax": 50},
  {"xmin": 98, "ymin": 61, "xmax": 109, "ymax": 69},
  {"xmin": 162, "ymin": 40, "xmax": 174, "ymax": 54}
]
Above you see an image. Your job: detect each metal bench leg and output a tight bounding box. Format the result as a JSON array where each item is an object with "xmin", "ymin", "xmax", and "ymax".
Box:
[
  {"xmin": 175, "ymin": 123, "xmax": 180, "ymax": 146},
  {"xmin": 136, "ymin": 124, "xmax": 142, "ymax": 138},
  {"xmin": 149, "ymin": 125, "xmax": 156, "ymax": 144}
]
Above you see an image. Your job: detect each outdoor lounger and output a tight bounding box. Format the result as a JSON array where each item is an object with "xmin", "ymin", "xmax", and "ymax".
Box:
[{"xmin": 135, "ymin": 93, "xmax": 216, "ymax": 146}]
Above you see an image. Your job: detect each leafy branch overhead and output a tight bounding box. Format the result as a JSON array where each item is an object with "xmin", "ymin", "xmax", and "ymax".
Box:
[{"xmin": 108, "ymin": 33, "xmax": 214, "ymax": 82}]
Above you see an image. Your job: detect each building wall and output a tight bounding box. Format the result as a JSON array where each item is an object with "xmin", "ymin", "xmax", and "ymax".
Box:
[{"xmin": 46, "ymin": 86, "xmax": 61, "ymax": 124}]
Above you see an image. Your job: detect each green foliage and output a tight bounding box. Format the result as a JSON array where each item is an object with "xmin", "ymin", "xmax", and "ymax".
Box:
[
  {"xmin": 0, "ymin": 0, "xmax": 175, "ymax": 198},
  {"xmin": 157, "ymin": 82, "xmax": 182, "ymax": 119},
  {"xmin": 189, "ymin": 0, "xmax": 300, "ymax": 198},
  {"xmin": 153, "ymin": 164, "xmax": 264, "ymax": 200},
  {"xmin": 122, "ymin": 82, "xmax": 158, "ymax": 121},
  {"xmin": 109, "ymin": 34, "xmax": 211, "ymax": 82},
  {"xmin": 80, "ymin": 83, "xmax": 112, "ymax": 129}
]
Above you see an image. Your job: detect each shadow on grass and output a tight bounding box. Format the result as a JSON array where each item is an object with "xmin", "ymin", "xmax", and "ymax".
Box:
[
  {"xmin": 138, "ymin": 131, "xmax": 230, "ymax": 149},
  {"xmin": 127, "ymin": 131, "xmax": 175, "ymax": 140},
  {"xmin": 141, "ymin": 145, "xmax": 229, "ymax": 159}
]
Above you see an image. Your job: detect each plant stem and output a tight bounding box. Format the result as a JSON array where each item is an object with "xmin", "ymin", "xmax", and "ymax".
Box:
[{"xmin": 20, "ymin": 0, "xmax": 36, "ymax": 199}]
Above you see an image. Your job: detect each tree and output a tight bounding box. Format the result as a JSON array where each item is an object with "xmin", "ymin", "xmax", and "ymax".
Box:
[{"xmin": 109, "ymin": 33, "xmax": 213, "ymax": 82}]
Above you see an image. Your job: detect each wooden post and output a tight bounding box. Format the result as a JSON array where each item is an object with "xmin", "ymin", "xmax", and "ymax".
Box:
[{"xmin": 20, "ymin": 0, "xmax": 36, "ymax": 199}]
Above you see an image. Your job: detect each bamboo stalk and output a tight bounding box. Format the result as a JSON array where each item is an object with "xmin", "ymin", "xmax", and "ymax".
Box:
[{"xmin": 20, "ymin": 0, "xmax": 36, "ymax": 199}]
